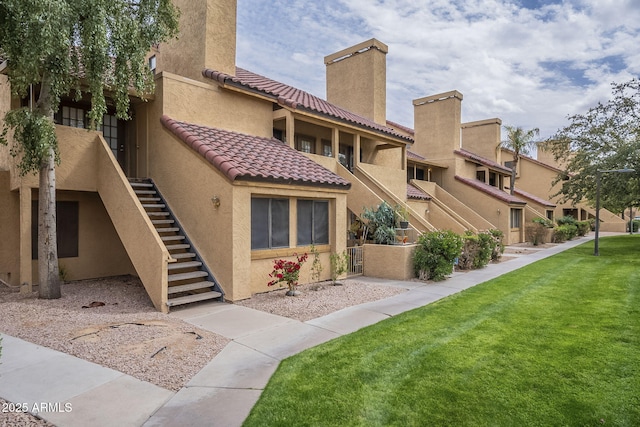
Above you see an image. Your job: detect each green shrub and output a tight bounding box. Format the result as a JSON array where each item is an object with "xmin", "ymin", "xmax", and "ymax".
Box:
[
  {"xmin": 526, "ymin": 223, "xmax": 548, "ymax": 246},
  {"xmin": 414, "ymin": 230, "xmax": 463, "ymax": 281},
  {"xmin": 575, "ymin": 221, "xmax": 590, "ymax": 237},
  {"xmin": 362, "ymin": 201, "xmax": 396, "ymax": 245},
  {"xmin": 632, "ymin": 220, "xmax": 640, "ymax": 233},
  {"xmin": 532, "ymin": 217, "xmax": 554, "ymax": 228},
  {"xmin": 556, "ymin": 215, "xmax": 577, "ymax": 226},
  {"xmin": 458, "ymin": 231, "xmax": 495, "ymax": 270},
  {"xmin": 553, "ymin": 224, "xmax": 578, "ymax": 242},
  {"xmin": 488, "ymin": 229, "xmax": 505, "ymax": 261}
]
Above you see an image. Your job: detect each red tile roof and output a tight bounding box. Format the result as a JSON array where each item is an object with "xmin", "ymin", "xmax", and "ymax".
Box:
[
  {"xmin": 202, "ymin": 67, "xmax": 413, "ymax": 143},
  {"xmin": 386, "ymin": 120, "xmax": 415, "ymax": 136},
  {"xmin": 513, "ymin": 188, "xmax": 556, "ymax": 208},
  {"xmin": 407, "ymin": 150, "xmax": 427, "ymax": 161},
  {"xmin": 407, "ymin": 183, "xmax": 431, "ymax": 200},
  {"xmin": 161, "ymin": 115, "xmax": 351, "ymax": 189},
  {"xmin": 455, "ymin": 149, "xmax": 512, "ymax": 174},
  {"xmin": 455, "ymin": 176, "xmax": 526, "ymax": 205}
]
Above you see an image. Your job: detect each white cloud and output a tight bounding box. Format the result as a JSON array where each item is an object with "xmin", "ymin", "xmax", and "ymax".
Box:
[{"xmin": 236, "ymin": 0, "xmax": 640, "ymax": 139}]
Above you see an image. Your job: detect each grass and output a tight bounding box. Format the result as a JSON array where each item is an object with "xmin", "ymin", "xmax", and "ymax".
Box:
[{"xmin": 243, "ymin": 236, "xmax": 640, "ymax": 426}]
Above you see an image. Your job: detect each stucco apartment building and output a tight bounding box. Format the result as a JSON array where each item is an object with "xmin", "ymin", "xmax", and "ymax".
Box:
[{"xmin": 0, "ymin": 0, "xmax": 622, "ymax": 312}]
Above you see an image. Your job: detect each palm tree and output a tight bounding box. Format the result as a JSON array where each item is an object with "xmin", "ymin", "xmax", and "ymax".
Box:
[{"xmin": 498, "ymin": 125, "xmax": 540, "ymax": 195}]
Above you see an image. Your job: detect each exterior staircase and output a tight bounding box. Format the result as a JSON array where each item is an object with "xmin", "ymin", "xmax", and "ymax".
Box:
[{"xmin": 129, "ymin": 178, "xmax": 224, "ymax": 308}]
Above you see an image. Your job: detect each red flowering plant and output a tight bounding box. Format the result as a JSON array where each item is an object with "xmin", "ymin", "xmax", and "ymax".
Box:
[{"xmin": 267, "ymin": 253, "xmax": 308, "ymax": 295}]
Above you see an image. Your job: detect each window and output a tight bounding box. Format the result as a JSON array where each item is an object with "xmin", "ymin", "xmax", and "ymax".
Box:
[
  {"xmin": 297, "ymin": 200, "xmax": 329, "ymax": 245},
  {"xmin": 101, "ymin": 114, "xmax": 119, "ymax": 159},
  {"xmin": 62, "ymin": 106, "xmax": 85, "ymax": 129},
  {"xmin": 251, "ymin": 198, "xmax": 289, "ymax": 250},
  {"xmin": 546, "ymin": 210, "xmax": 554, "ymax": 221},
  {"xmin": 148, "ymin": 55, "xmax": 156, "ymax": 73},
  {"xmin": 489, "ymin": 172, "xmax": 497, "ymax": 187},
  {"xmin": 476, "ymin": 170, "xmax": 486, "ymax": 183},
  {"xmin": 32, "ymin": 201, "xmax": 79, "ymax": 259},
  {"xmin": 510, "ymin": 208, "xmax": 522, "ymax": 228},
  {"xmin": 321, "ymin": 139, "xmax": 332, "ymax": 157},
  {"xmin": 295, "ymin": 135, "xmax": 315, "ymax": 154}
]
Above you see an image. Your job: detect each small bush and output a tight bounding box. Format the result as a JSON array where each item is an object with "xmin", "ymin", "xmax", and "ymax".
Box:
[
  {"xmin": 575, "ymin": 221, "xmax": 590, "ymax": 237},
  {"xmin": 526, "ymin": 223, "xmax": 548, "ymax": 246},
  {"xmin": 488, "ymin": 229, "xmax": 505, "ymax": 261},
  {"xmin": 458, "ymin": 230, "xmax": 496, "ymax": 270},
  {"xmin": 556, "ymin": 215, "xmax": 577, "ymax": 226},
  {"xmin": 553, "ymin": 224, "xmax": 578, "ymax": 242},
  {"xmin": 532, "ymin": 217, "xmax": 554, "ymax": 228},
  {"xmin": 414, "ymin": 230, "xmax": 463, "ymax": 281},
  {"xmin": 632, "ymin": 220, "xmax": 640, "ymax": 232}
]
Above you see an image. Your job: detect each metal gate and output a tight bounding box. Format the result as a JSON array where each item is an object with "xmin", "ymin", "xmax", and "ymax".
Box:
[{"xmin": 347, "ymin": 245, "xmax": 363, "ymax": 276}]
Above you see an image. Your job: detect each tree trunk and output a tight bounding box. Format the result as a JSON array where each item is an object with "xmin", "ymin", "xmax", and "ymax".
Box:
[
  {"xmin": 509, "ymin": 157, "xmax": 518, "ymax": 195},
  {"xmin": 36, "ymin": 76, "xmax": 61, "ymax": 299},
  {"xmin": 38, "ymin": 145, "xmax": 61, "ymax": 298}
]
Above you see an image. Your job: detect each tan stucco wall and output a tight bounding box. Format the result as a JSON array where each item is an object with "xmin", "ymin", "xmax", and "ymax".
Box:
[
  {"xmin": 159, "ymin": 73, "xmax": 274, "ymax": 138},
  {"xmin": 461, "ymin": 118, "xmax": 502, "ymax": 162},
  {"xmin": 358, "ymin": 162, "xmax": 407, "ymax": 203},
  {"xmin": 325, "ymin": 39, "xmax": 388, "ymax": 125},
  {"xmin": 363, "ymin": 243, "xmax": 416, "ymax": 280},
  {"xmin": 157, "ymin": 0, "xmax": 237, "ymax": 81},
  {"xmin": 30, "ymin": 190, "xmax": 135, "ymax": 283},
  {"xmin": 0, "ymin": 171, "xmax": 20, "ymax": 285},
  {"xmin": 0, "ymin": 74, "xmax": 11, "ymax": 171},
  {"xmin": 413, "ymin": 91, "xmax": 463, "ymax": 160}
]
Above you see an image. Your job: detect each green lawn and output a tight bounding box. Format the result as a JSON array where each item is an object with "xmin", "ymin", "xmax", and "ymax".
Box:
[{"xmin": 244, "ymin": 236, "xmax": 640, "ymax": 426}]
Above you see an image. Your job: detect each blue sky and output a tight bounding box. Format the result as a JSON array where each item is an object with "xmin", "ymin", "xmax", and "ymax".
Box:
[{"xmin": 236, "ymin": 0, "xmax": 640, "ymax": 139}]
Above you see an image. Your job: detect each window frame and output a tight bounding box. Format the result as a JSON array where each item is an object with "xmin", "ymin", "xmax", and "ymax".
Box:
[
  {"xmin": 297, "ymin": 199, "xmax": 329, "ymax": 246},
  {"xmin": 251, "ymin": 197, "xmax": 290, "ymax": 250}
]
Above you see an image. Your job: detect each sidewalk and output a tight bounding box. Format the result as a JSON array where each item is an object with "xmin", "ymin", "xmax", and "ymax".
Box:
[{"xmin": 0, "ymin": 236, "xmax": 595, "ymax": 426}]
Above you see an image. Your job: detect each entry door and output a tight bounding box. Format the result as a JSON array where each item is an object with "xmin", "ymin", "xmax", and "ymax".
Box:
[{"xmin": 102, "ymin": 114, "xmax": 126, "ymax": 171}]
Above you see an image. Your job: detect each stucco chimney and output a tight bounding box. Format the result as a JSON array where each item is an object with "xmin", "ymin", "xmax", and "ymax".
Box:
[
  {"xmin": 325, "ymin": 39, "xmax": 388, "ymax": 125},
  {"xmin": 461, "ymin": 118, "xmax": 503, "ymax": 163},
  {"xmin": 412, "ymin": 91, "xmax": 463, "ymax": 160},
  {"xmin": 156, "ymin": 0, "xmax": 237, "ymax": 80}
]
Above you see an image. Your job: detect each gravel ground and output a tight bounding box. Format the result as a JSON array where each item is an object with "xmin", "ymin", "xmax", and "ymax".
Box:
[
  {"xmin": 236, "ymin": 279, "xmax": 406, "ymax": 322},
  {"xmin": 0, "ymin": 275, "xmax": 406, "ymax": 426}
]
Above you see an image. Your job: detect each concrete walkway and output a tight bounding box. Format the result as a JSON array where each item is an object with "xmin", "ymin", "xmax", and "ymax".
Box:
[{"xmin": 0, "ymin": 235, "xmax": 598, "ymax": 426}]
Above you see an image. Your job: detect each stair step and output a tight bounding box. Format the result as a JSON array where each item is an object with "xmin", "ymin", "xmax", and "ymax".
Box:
[
  {"xmin": 169, "ymin": 271, "xmax": 209, "ymax": 282},
  {"xmin": 143, "ymin": 204, "xmax": 166, "ymax": 209},
  {"xmin": 130, "ymin": 182, "xmax": 153, "ymax": 188},
  {"xmin": 152, "ymin": 219, "xmax": 174, "ymax": 225},
  {"xmin": 168, "ymin": 280, "xmax": 213, "ymax": 294},
  {"xmin": 147, "ymin": 212, "xmax": 170, "ymax": 217},
  {"xmin": 162, "ymin": 235, "xmax": 185, "ymax": 242},
  {"xmin": 167, "ymin": 291, "xmax": 222, "ymax": 307},
  {"xmin": 135, "ymin": 190, "xmax": 157, "ymax": 195},
  {"xmin": 138, "ymin": 197, "xmax": 161, "ymax": 202},
  {"xmin": 168, "ymin": 261, "xmax": 203, "ymax": 271},
  {"xmin": 166, "ymin": 244, "xmax": 191, "ymax": 251},
  {"xmin": 157, "ymin": 227, "xmax": 180, "ymax": 233},
  {"xmin": 171, "ymin": 253, "xmax": 197, "ymax": 260}
]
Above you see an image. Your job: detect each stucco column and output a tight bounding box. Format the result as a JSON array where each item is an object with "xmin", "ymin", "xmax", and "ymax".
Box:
[
  {"xmin": 354, "ymin": 134, "xmax": 361, "ymax": 168},
  {"xmin": 285, "ymin": 110, "xmax": 295, "ymax": 149},
  {"xmin": 19, "ymin": 185, "xmax": 32, "ymax": 293},
  {"xmin": 332, "ymin": 127, "xmax": 339, "ymax": 161}
]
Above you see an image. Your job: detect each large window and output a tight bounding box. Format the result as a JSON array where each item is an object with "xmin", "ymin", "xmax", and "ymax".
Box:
[
  {"xmin": 251, "ymin": 198, "xmax": 290, "ymax": 250},
  {"xmin": 32, "ymin": 201, "xmax": 79, "ymax": 259},
  {"xmin": 295, "ymin": 135, "xmax": 315, "ymax": 154},
  {"xmin": 510, "ymin": 208, "xmax": 522, "ymax": 228},
  {"xmin": 297, "ymin": 200, "xmax": 329, "ymax": 246}
]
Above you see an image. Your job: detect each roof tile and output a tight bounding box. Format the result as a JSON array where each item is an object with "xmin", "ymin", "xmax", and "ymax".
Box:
[
  {"xmin": 407, "ymin": 183, "xmax": 431, "ymax": 200},
  {"xmin": 161, "ymin": 115, "xmax": 351, "ymax": 189},
  {"xmin": 455, "ymin": 176, "xmax": 526, "ymax": 205},
  {"xmin": 455, "ymin": 149, "xmax": 513, "ymax": 174},
  {"xmin": 513, "ymin": 188, "xmax": 556, "ymax": 208},
  {"xmin": 202, "ymin": 67, "xmax": 413, "ymax": 143}
]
